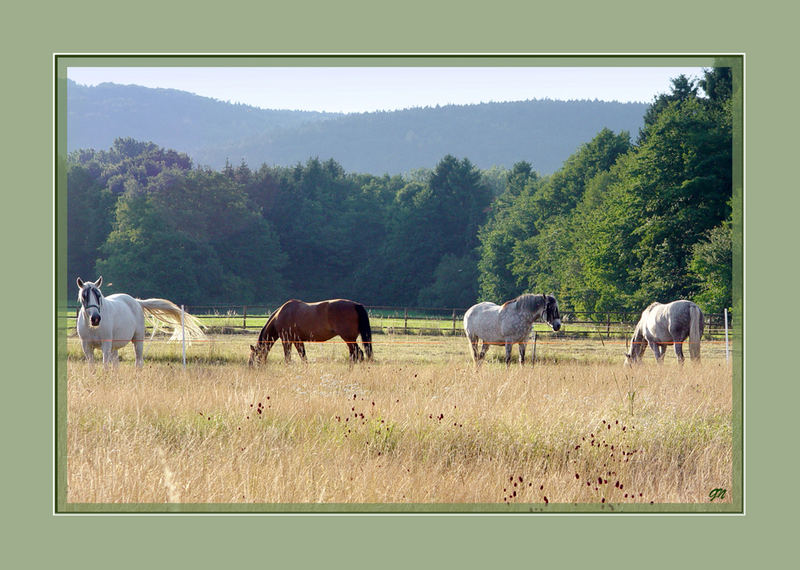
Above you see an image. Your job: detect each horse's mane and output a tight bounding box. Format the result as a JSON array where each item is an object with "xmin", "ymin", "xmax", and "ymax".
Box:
[
  {"xmin": 629, "ymin": 321, "xmax": 646, "ymax": 357},
  {"xmin": 511, "ymin": 293, "xmax": 545, "ymax": 313},
  {"xmin": 258, "ymin": 310, "xmax": 279, "ymax": 343}
]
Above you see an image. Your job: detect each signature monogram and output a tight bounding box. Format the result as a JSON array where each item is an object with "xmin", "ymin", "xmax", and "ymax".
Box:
[{"xmin": 708, "ymin": 488, "xmax": 727, "ymax": 502}]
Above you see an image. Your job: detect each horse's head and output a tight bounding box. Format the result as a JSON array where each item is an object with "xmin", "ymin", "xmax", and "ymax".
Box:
[
  {"xmin": 249, "ymin": 343, "xmax": 269, "ymax": 367},
  {"xmin": 545, "ymin": 295, "xmax": 561, "ymax": 331},
  {"xmin": 77, "ymin": 276, "xmax": 103, "ymax": 327},
  {"xmin": 624, "ymin": 325, "xmax": 645, "ymax": 366},
  {"xmin": 623, "ymin": 351, "xmax": 644, "ymax": 367}
]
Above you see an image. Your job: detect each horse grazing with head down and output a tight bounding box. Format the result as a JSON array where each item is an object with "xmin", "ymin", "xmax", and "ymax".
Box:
[
  {"xmin": 76, "ymin": 276, "xmax": 206, "ymax": 367},
  {"xmin": 463, "ymin": 294, "xmax": 561, "ymax": 366},
  {"xmin": 249, "ymin": 299, "xmax": 373, "ymax": 365},
  {"xmin": 624, "ymin": 300, "xmax": 704, "ymax": 365}
]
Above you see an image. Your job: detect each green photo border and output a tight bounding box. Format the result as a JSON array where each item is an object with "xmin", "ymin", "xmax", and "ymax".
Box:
[
  {"xmin": 10, "ymin": 0, "xmax": 796, "ymax": 565},
  {"xmin": 54, "ymin": 54, "xmax": 743, "ymax": 515}
]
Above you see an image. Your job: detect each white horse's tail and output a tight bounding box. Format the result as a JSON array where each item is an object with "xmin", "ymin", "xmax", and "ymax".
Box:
[
  {"xmin": 688, "ymin": 303, "xmax": 702, "ymax": 360},
  {"xmin": 137, "ymin": 298, "xmax": 206, "ymax": 341}
]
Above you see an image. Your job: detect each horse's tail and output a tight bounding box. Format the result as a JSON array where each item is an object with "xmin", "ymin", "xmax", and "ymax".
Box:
[
  {"xmin": 354, "ymin": 303, "xmax": 373, "ymax": 360},
  {"xmin": 137, "ymin": 298, "xmax": 206, "ymax": 341},
  {"xmin": 688, "ymin": 303, "xmax": 703, "ymax": 361}
]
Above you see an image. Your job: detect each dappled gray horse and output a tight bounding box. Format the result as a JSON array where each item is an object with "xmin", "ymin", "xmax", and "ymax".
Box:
[
  {"xmin": 463, "ymin": 294, "xmax": 561, "ymax": 366},
  {"xmin": 624, "ymin": 300, "xmax": 703, "ymax": 365}
]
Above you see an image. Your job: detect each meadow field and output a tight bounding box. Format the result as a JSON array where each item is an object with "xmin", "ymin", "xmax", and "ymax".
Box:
[{"xmin": 64, "ymin": 332, "xmax": 734, "ymax": 509}]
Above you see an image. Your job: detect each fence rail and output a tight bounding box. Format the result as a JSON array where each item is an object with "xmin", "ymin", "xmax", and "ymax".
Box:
[{"xmin": 63, "ymin": 303, "xmax": 734, "ymax": 340}]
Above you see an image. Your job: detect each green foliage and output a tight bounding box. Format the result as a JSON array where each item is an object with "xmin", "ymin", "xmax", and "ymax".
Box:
[
  {"xmin": 67, "ymin": 69, "xmax": 734, "ymax": 313},
  {"xmin": 639, "ymin": 74, "xmax": 699, "ymax": 141},
  {"xmin": 95, "ymin": 191, "xmax": 225, "ymax": 303},
  {"xmin": 629, "ymin": 95, "xmax": 732, "ymax": 304},
  {"xmin": 67, "ymin": 162, "xmax": 115, "ymax": 285},
  {"xmin": 379, "ymin": 156, "xmax": 492, "ymax": 306},
  {"xmin": 477, "ymin": 162, "xmax": 541, "ymax": 301},
  {"xmin": 417, "ymin": 253, "xmax": 480, "ymax": 308},
  {"xmin": 689, "ymin": 221, "xmax": 733, "ymax": 313},
  {"xmin": 476, "ymin": 68, "xmax": 734, "ymax": 315},
  {"xmin": 80, "ymin": 145, "xmax": 288, "ymax": 305},
  {"xmin": 530, "ymin": 128, "xmax": 632, "ymax": 221},
  {"xmin": 478, "ymin": 129, "xmax": 633, "ymax": 307}
]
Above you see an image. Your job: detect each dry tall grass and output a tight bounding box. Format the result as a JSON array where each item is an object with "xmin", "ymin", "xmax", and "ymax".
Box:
[{"xmin": 65, "ymin": 335, "xmax": 733, "ymax": 507}]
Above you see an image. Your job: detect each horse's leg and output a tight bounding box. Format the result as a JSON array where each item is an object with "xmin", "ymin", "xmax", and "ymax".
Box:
[
  {"xmin": 133, "ymin": 339, "xmax": 144, "ymax": 367},
  {"xmin": 294, "ymin": 342, "xmax": 307, "ymax": 362},
  {"xmin": 674, "ymin": 342, "xmax": 685, "ymax": 365},
  {"xmin": 133, "ymin": 333, "xmax": 145, "ymax": 367},
  {"xmin": 648, "ymin": 340, "xmax": 663, "ymax": 364},
  {"xmin": 345, "ymin": 339, "xmax": 359, "ymax": 363},
  {"xmin": 478, "ymin": 342, "xmax": 490, "ymax": 362},
  {"xmin": 468, "ymin": 335, "xmax": 480, "ymax": 362},
  {"xmin": 81, "ymin": 340, "xmax": 95, "ymax": 364},
  {"xmin": 101, "ymin": 341, "xmax": 114, "ymax": 367},
  {"xmin": 282, "ymin": 340, "xmax": 292, "ymax": 363},
  {"xmin": 518, "ymin": 342, "xmax": 526, "ymax": 365},
  {"xmin": 504, "ymin": 342, "xmax": 513, "ymax": 367}
]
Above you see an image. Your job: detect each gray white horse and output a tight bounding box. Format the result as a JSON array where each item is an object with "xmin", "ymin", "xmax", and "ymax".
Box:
[
  {"xmin": 463, "ymin": 294, "xmax": 561, "ymax": 366},
  {"xmin": 76, "ymin": 277, "xmax": 205, "ymax": 367},
  {"xmin": 624, "ymin": 300, "xmax": 703, "ymax": 365}
]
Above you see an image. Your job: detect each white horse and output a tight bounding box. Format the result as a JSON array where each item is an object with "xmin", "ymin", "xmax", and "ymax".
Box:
[
  {"xmin": 624, "ymin": 300, "xmax": 703, "ymax": 365},
  {"xmin": 76, "ymin": 276, "xmax": 205, "ymax": 367},
  {"xmin": 463, "ymin": 294, "xmax": 561, "ymax": 365}
]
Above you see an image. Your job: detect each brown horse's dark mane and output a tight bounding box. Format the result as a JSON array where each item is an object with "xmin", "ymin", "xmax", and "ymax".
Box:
[{"xmin": 257, "ymin": 320, "xmax": 274, "ymax": 345}]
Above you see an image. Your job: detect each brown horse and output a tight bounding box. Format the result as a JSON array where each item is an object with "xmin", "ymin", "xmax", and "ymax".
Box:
[{"xmin": 249, "ymin": 299, "xmax": 373, "ymax": 365}]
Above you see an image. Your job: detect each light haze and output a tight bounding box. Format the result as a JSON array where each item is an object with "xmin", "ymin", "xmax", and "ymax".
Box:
[{"xmin": 67, "ymin": 66, "xmax": 705, "ymax": 113}]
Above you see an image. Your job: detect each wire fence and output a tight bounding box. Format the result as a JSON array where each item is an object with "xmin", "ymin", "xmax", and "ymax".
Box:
[
  {"xmin": 64, "ymin": 303, "xmax": 735, "ymax": 367},
  {"xmin": 64, "ymin": 303, "xmax": 734, "ymax": 341}
]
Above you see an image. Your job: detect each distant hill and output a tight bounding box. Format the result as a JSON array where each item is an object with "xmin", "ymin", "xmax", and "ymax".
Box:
[{"xmin": 66, "ymin": 80, "xmax": 648, "ymax": 175}]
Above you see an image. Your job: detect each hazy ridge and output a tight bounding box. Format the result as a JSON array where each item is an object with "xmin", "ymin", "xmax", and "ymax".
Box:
[{"xmin": 67, "ymin": 80, "xmax": 647, "ymax": 175}]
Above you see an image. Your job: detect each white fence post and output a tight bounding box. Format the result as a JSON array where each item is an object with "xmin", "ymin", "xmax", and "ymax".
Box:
[{"xmin": 181, "ymin": 304, "xmax": 187, "ymax": 369}]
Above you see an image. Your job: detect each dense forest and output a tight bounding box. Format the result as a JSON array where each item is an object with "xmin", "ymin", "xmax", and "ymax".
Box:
[
  {"xmin": 66, "ymin": 69, "xmax": 735, "ymax": 315},
  {"xmin": 66, "ymin": 79, "xmax": 647, "ymax": 175}
]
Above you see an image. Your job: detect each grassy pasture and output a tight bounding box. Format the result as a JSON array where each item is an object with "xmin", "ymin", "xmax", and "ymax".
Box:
[{"xmin": 64, "ymin": 333, "xmax": 734, "ymax": 509}]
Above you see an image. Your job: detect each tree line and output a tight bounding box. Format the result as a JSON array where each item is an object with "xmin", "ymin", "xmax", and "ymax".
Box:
[{"xmin": 66, "ymin": 68, "xmax": 734, "ymax": 315}]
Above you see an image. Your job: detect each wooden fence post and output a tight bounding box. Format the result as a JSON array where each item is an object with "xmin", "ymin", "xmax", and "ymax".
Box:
[
  {"xmin": 452, "ymin": 309, "xmax": 457, "ymax": 335},
  {"xmin": 404, "ymin": 308, "xmax": 408, "ymax": 335},
  {"xmin": 243, "ymin": 305, "xmax": 247, "ymax": 330},
  {"xmin": 724, "ymin": 308, "xmax": 729, "ymax": 362}
]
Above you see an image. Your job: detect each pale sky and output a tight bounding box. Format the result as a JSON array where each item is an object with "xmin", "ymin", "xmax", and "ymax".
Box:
[{"xmin": 67, "ymin": 67, "xmax": 705, "ymax": 114}]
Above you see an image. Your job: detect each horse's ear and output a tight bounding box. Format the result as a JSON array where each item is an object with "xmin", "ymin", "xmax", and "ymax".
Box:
[
  {"xmin": 95, "ymin": 276, "xmax": 103, "ymax": 288},
  {"xmin": 77, "ymin": 277, "xmax": 84, "ymax": 288}
]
